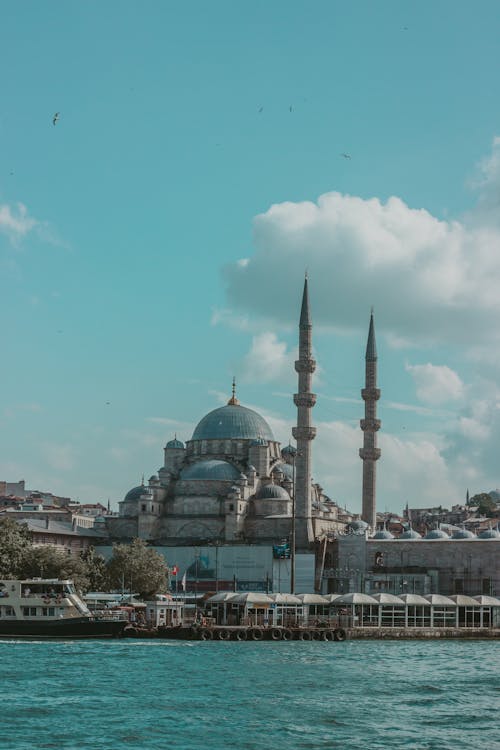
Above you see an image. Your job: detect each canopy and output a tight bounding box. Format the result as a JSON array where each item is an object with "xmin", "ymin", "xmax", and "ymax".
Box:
[
  {"xmin": 205, "ymin": 592, "xmax": 238, "ymax": 603},
  {"xmin": 370, "ymin": 593, "xmax": 405, "ymax": 604},
  {"xmin": 424, "ymin": 594, "xmax": 457, "ymax": 606},
  {"xmin": 232, "ymin": 592, "xmax": 274, "ymax": 605},
  {"xmin": 295, "ymin": 593, "xmax": 329, "ymax": 605},
  {"xmin": 269, "ymin": 593, "xmax": 302, "ymax": 604},
  {"xmin": 396, "ymin": 594, "xmax": 430, "ymax": 606},
  {"xmin": 335, "ymin": 593, "xmax": 378, "ymax": 605},
  {"xmin": 473, "ymin": 595, "xmax": 500, "ymax": 606}
]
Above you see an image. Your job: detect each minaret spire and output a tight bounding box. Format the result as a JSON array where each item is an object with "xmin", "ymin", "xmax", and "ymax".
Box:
[
  {"xmin": 228, "ymin": 376, "xmax": 239, "ymax": 406},
  {"xmin": 359, "ymin": 311, "xmax": 381, "ymax": 533},
  {"xmin": 292, "ymin": 275, "xmax": 316, "ymax": 548}
]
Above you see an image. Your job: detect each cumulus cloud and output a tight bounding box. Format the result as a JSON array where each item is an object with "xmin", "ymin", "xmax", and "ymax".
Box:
[
  {"xmin": 0, "ymin": 202, "xmax": 38, "ymax": 242},
  {"xmin": 223, "ymin": 138, "xmax": 500, "ymax": 349},
  {"xmin": 406, "ymin": 363, "xmax": 465, "ymax": 405},
  {"xmin": 240, "ymin": 332, "xmax": 296, "ymax": 384}
]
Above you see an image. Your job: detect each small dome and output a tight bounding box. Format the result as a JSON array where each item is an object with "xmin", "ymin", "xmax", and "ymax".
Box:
[
  {"xmin": 123, "ymin": 485, "xmax": 147, "ymax": 503},
  {"xmin": 180, "ymin": 460, "xmax": 240, "ymax": 481},
  {"xmin": 399, "ymin": 528, "xmax": 422, "ymax": 540},
  {"xmin": 247, "ymin": 465, "xmax": 256, "ymax": 473},
  {"xmin": 425, "ymin": 528, "xmax": 450, "ymax": 540},
  {"xmin": 282, "ymin": 444, "xmax": 297, "ymax": 456},
  {"xmin": 372, "ymin": 529, "xmax": 394, "ymax": 540},
  {"xmin": 479, "ymin": 527, "xmax": 500, "ymax": 539},
  {"xmin": 166, "ymin": 437, "xmax": 185, "ymax": 449},
  {"xmin": 256, "ymin": 484, "xmax": 290, "ymax": 500},
  {"xmin": 272, "ymin": 462, "xmax": 293, "ymax": 480},
  {"xmin": 250, "ymin": 437, "xmax": 268, "ymax": 447},
  {"xmin": 192, "ymin": 404, "xmax": 274, "ymax": 441},
  {"xmin": 94, "ymin": 516, "xmax": 106, "ymax": 524},
  {"xmin": 452, "ymin": 528, "xmax": 476, "ymax": 539}
]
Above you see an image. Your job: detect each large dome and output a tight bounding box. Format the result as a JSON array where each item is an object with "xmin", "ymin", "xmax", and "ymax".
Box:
[{"xmin": 191, "ymin": 404, "xmax": 275, "ymax": 441}]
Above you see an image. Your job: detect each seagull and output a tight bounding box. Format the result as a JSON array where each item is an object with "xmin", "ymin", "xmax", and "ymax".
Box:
[
  {"xmin": 340, "ymin": 153, "xmax": 351, "ymax": 160},
  {"xmin": 52, "ymin": 112, "xmax": 60, "ymax": 126},
  {"xmin": 258, "ymin": 106, "xmax": 264, "ymax": 113},
  {"xmin": 289, "ymin": 105, "xmax": 293, "ymax": 112}
]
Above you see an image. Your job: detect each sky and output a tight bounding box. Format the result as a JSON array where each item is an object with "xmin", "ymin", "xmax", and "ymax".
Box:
[{"xmin": 2, "ymin": 1, "xmax": 500, "ymax": 514}]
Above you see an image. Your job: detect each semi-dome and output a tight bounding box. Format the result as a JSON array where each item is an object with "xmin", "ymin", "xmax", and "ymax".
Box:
[
  {"xmin": 425, "ymin": 528, "xmax": 450, "ymax": 540},
  {"xmin": 123, "ymin": 485, "xmax": 147, "ymax": 503},
  {"xmin": 180, "ymin": 460, "xmax": 241, "ymax": 482},
  {"xmin": 281, "ymin": 444, "xmax": 297, "ymax": 456},
  {"xmin": 256, "ymin": 484, "xmax": 290, "ymax": 500},
  {"xmin": 478, "ymin": 527, "xmax": 500, "ymax": 539},
  {"xmin": 399, "ymin": 528, "xmax": 422, "ymax": 540},
  {"xmin": 166, "ymin": 437, "xmax": 184, "ymax": 449},
  {"xmin": 452, "ymin": 528, "xmax": 476, "ymax": 540},
  {"xmin": 192, "ymin": 403, "xmax": 274, "ymax": 442},
  {"xmin": 372, "ymin": 529, "xmax": 394, "ymax": 540}
]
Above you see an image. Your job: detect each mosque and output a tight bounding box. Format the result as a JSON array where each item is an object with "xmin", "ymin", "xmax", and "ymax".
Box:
[{"xmin": 105, "ymin": 279, "xmax": 373, "ymax": 551}]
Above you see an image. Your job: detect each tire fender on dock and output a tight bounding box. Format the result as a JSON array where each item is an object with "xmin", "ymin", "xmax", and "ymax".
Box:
[
  {"xmin": 250, "ymin": 628, "xmax": 264, "ymax": 641},
  {"xmin": 235, "ymin": 629, "xmax": 248, "ymax": 641},
  {"xmin": 217, "ymin": 629, "xmax": 230, "ymax": 640},
  {"xmin": 322, "ymin": 630, "xmax": 335, "ymax": 641},
  {"xmin": 299, "ymin": 630, "xmax": 312, "ymax": 641},
  {"xmin": 200, "ymin": 629, "xmax": 213, "ymax": 641},
  {"xmin": 270, "ymin": 628, "xmax": 282, "ymax": 641},
  {"xmin": 282, "ymin": 629, "xmax": 293, "ymax": 641},
  {"xmin": 334, "ymin": 628, "xmax": 346, "ymax": 641}
]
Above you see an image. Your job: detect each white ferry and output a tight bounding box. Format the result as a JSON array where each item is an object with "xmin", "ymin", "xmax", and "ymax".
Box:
[{"xmin": 0, "ymin": 578, "xmax": 128, "ymax": 638}]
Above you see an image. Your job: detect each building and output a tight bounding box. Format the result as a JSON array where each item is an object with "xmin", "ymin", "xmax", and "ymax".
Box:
[{"xmin": 106, "ymin": 279, "xmax": 351, "ymax": 553}]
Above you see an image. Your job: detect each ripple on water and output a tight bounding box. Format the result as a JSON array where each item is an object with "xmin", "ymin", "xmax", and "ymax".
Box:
[{"xmin": 0, "ymin": 639, "xmax": 499, "ymax": 750}]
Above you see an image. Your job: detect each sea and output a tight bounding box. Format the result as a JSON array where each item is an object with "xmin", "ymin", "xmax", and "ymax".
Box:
[{"xmin": 0, "ymin": 638, "xmax": 498, "ymax": 750}]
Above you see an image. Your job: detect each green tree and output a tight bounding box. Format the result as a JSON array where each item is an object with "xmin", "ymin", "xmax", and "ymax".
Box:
[
  {"xmin": 80, "ymin": 546, "xmax": 107, "ymax": 591},
  {"xmin": 105, "ymin": 539, "xmax": 168, "ymax": 598},
  {"xmin": 0, "ymin": 518, "xmax": 32, "ymax": 577},
  {"xmin": 470, "ymin": 493, "xmax": 496, "ymax": 517},
  {"xmin": 18, "ymin": 546, "xmax": 90, "ymax": 592}
]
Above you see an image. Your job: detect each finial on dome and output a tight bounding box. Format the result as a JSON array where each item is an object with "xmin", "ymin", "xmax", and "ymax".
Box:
[
  {"xmin": 228, "ymin": 376, "xmax": 240, "ymax": 405},
  {"xmin": 141, "ymin": 473, "xmax": 145, "ymax": 486}
]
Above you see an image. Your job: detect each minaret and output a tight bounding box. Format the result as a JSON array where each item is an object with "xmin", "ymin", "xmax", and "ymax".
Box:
[
  {"xmin": 359, "ymin": 311, "xmax": 381, "ymax": 533},
  {"xmin": 292, "ymin": 276, "xmax": 316, "ymax": 548}
]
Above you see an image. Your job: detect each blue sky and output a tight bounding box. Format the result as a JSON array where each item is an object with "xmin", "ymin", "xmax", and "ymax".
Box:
[{"xmin": 2, "ymin": 1, "xmax": 500, "ymax": 513}]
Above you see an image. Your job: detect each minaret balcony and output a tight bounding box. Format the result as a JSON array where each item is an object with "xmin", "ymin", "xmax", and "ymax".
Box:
[
  {"xmin": 359, "ymin": 447, "xmax": 381, "ymax": 461},
  {"xmin": 294, "ymin": 358, "xmax": 316, "ymax": 373},
  {"xmin": 292, "ymin": 426, "xmax": 317, "ymax": 441},
  {"xmin": 360, "ymin": 418, "xmax": 381, "ymax": 432},
  {"xmin": 361, "ymin": 387, "xmax": 381, "ymax": 401},
  {"xmin": 293, "ymin": 393, "xmax": 317, "ymax": 408}
]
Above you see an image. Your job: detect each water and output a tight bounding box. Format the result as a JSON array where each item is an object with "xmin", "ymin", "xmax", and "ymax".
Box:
[{"xmin": 0, "ymin": 639, "xmax": 499, "ymax": 750}]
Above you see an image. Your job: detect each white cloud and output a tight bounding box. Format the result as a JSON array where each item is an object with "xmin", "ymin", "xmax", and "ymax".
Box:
[
  {"xmin": 240, "ymin": 332, "xmax": 296, "ymax": 384},
  {"xmin": 223, "ymin": 138, "xmax": 500, "ymax": 349},
  {"xmin": 0, "ymin": 202, "xmax": 38, "ymax": 241},
  {"xmin": 406, "ymin": 363, "xmax": 465, "ymax": 405}
]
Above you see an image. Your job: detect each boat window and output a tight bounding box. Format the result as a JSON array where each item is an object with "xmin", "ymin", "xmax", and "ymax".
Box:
[{"xmin": 22, "ymin": 607, "xmax": 38, "ymax": 616}]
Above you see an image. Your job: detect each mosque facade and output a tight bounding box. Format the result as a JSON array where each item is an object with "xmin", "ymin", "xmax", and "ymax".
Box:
[{"xmin": 106, "ymin": 279, "xmax": 353, "ymax": 550}]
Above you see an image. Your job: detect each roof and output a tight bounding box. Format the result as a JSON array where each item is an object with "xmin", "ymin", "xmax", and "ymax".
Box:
[
  {"xmin": 191, "ymin": 403, "xmax": 275, "ymax": 441},
  {"xmin": 180, "ymin": 460, "xmax": 241, "ymax": 482},
  {"xmin": 15, "ymin": 518, "xmax": 106, "ymax": 538},
  {"xmin": 256, "ymin": 484, "xmax": 290, "ymax": 500},
  {"xmin": 335, "ymin": 593, "xmax": 378, "ymax": 605},
  {"xmin": 295, "ymin": 593, "xmax": 329, "ymax": 604},
  {"xmin": 424, "ymin": 594, "xmax": 456, "ymax": 606},
  {"xmin": 365, "ymin": 311, "xmax": 377, "ymax": 361}
]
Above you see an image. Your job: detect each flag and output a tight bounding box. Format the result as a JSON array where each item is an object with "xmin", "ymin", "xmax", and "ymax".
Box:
[
  {"xmin": 181, "ymin": 571, "xmax": 187, "ymax": 591},
  {"xmin": 171, "ymin": 566, "xmax": 179, "ymax": 576}
]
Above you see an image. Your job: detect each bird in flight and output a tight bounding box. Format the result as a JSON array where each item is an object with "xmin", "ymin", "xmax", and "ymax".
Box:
[
  {"xmin": 258, "ymin": 106, "xmax": 264, "ymax": 113},
  {"xmin": 52, "ymin": 112, "xmax": 60, "ymax": 126},
  {"xmin": 340, "ymin": 153, "xmax": 351, "ymax": 160},
  {"xmin": 289, "ymin": 105, "xmax": 293, "ymax": 112}
]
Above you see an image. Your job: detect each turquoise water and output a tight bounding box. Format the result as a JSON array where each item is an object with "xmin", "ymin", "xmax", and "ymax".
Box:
[{"xmin": 0, "ymin": 639, "xmax": 499, "ymax": 749}]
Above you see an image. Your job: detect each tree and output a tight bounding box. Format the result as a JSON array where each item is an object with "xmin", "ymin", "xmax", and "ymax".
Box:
[
  {"xmin": 80, "ymin": 546, "xmax": 107, "ymax": 591},
  {"xmin": 470, "ymin": 493, "xmax": 496, "ymax": 517},
  {"xmin": 0, "ymin": 518, "xmax": 32, "ymax": 577},
  {"xmin": 105, "ymin": 539, "xmax": 168, "ymax": 598},
  {"xmin": 18, "ymin": 546, "xmax": 91, "ymax": 592}
]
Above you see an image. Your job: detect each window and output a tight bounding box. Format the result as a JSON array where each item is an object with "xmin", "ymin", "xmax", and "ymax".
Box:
[{"xmin": 141, "ymin": 504, "xmax": 146, "ymax": 512}]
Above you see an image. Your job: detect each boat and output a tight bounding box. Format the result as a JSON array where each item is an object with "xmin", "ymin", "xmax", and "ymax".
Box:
[{"xmin": 0, "ymin": 578, "xmax": 128, "ymax": 639}]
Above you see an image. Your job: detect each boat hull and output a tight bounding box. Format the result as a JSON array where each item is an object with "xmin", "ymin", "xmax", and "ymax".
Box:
[{"xmin": 0, "ymin": 617, "xmax": 128, "ymax": 639}]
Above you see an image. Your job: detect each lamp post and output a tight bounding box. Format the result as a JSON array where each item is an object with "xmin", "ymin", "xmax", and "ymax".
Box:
[{"xmin": 291, "ymin": 446, "xmax": 296, "ymax": 595}]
